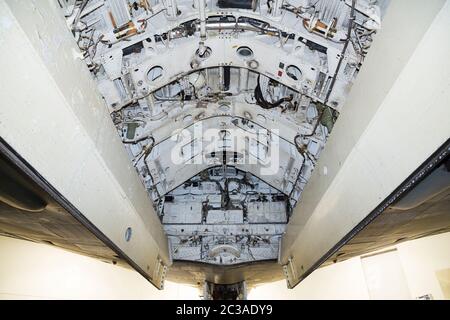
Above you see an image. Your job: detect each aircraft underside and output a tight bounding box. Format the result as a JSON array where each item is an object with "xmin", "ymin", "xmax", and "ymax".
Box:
[{"xmin": 1, "ymin": 0, "xmax": 449, "ymax": 300}]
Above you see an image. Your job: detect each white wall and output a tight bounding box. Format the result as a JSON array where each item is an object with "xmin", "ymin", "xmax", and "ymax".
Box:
[
  {"xmin": 252, "ymin": 255, "xmax": 372, "ymax": 299},
  {"xmin": 250, "ymin": 232, "xmax": 450, "ymax": 300},
  {"xmin": 0, "ymin": 236, "xmax": 199, "ymax": 300},
  {"xmin": 0, "ymin": 232, "xmax": 449, "ymax": 299},
  {"xmin": 397, "ymin": 233, "xmax": 450, "ymax": 299}
]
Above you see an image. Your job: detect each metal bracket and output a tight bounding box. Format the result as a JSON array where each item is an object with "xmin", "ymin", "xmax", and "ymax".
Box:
[
  {"xmin": 282, "ymin": 256, "xmax": 298, "ymax": 289},
  {"xmin": 153, "ymin": 256, "xmax": 168, "ymax": 289}
]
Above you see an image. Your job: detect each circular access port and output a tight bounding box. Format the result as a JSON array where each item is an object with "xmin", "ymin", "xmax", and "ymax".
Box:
[
  {"xmin": 256, "ymin": 114, "xmax": 266, "ymax": 123},
  {"xmin": 237, "ymin": 46, "xmax": 254, "ymax": 59},
  {"xmin": 286, "ymin": 65, "xmax": 302, "ymax": 81},
  {"xmin": 183, "ymin": 114, "xmax": 193, "ymax": 123},
  {"xmin": 147, "ymin": 66, "xmax": 163, "ymax": 82},
  {"xmin": 218, "ymin": 104, "xmax": 230, "ymax": 112},
  {"xmin": 247, "ymin": 59, "xmax": 259, "ymax": 69},
  {"xmin": 195, "ymin": 46, "xmax": 212, "ymax": 59}
]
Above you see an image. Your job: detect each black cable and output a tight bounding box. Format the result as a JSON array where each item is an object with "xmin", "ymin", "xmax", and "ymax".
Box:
[{"xmin": 254, "ymin": 75, "xmax": 293, "ymax": 109}]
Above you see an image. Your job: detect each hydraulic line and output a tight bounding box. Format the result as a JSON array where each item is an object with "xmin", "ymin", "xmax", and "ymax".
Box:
[{"xmin": 305, "ymin": 0, "xmax": 356, "ymax": 137}]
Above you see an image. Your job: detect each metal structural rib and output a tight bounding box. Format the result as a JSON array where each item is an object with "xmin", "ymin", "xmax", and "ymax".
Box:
[{"xmin": 54, "ymin": 0, "xmax": 385, "ymax": 270}]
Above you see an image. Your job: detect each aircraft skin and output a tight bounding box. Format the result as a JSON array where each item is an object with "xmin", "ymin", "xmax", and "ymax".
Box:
[{"xmin": 1, "ymin": 0, "xmax": 449, "ymax": 299}]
